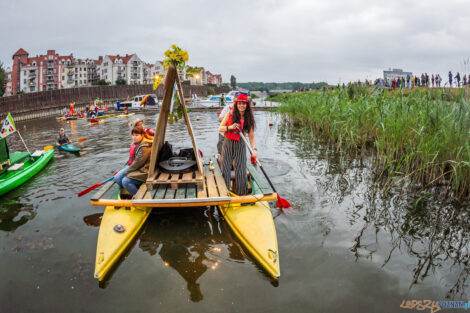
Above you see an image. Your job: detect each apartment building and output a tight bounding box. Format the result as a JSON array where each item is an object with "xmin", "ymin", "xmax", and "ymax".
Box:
[
  {"xmin": 6, "ymin": 49, "xmax": 223, "ymax": 95},
  {"xmin": 100, "ymin": 54, "xmax": 144, "ymax": 85}
]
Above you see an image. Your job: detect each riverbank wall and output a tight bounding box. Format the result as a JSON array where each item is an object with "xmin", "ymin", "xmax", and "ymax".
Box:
[{"xmin": 0, "ymin": 84, "xmax": 229, "ymax": 121}]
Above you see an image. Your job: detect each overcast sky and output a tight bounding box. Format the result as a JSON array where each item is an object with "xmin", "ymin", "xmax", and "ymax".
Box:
[{"xmin": 2, "ymin": 0, "xmax": 470, "ymax": 83}]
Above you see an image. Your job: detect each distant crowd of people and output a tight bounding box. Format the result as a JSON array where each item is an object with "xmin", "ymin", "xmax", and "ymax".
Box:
[{"xmin": 372, "ymin": 71, "xmax": 470, "ymax": 90}]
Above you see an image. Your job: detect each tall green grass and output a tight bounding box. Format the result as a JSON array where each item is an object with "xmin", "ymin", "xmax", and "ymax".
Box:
[{"xmin": 275, "ymin": 87, "xmax": 470, "ymax": 199}]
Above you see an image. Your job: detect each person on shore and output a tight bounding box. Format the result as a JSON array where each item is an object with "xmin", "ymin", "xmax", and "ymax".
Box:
[
  {"xmin": 463, "ymin": 75, "xmax": 467, "ymax": 86},
  {"xmin": 432, "ymin": 74, "xmax": 435, "ymax": 88},
  {"xmin": 411, "ymin": 76, "xmax": 415, "ymax": 87},
  {"xmin": 455, "ymin": 72, "xmax": 461, "ymax": 87},
  {"xmin": 218, "ymin": 93, "xmax": 256, "ymax": 195},
  {"xmin": 57, "ymin": 128, "xmax": 72, "ymax": 146},
  {"xmin": 449, "ymin": 71, "xmax": 453, "ymax": 87},
  {"xmin": 124, "ymin": 107, "xmax": 128, "ymax": 115},
  {"xmin": 116, "ymin": 100, "xmax": 121, "ymax": 112},
  {"xmin": 118, "ymin": 126, "xmax": 152, "ymax": 196}
]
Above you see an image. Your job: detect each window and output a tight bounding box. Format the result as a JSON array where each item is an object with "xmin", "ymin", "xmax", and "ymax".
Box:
[
  {"xmin": 62, "ymin": 76, "xmax": 64, "ymax": 80},
  {"xmin": 24, "ymin": 71, "xmax": 26, "ymax": 75},
  {"xmin": 24, "ymin": 79, "xmax": 26, "ymax": 84}
]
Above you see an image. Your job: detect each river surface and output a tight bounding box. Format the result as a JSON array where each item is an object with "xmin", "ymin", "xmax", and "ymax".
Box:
[{"xmin": 0, "ymin": 109, "xmax": 468, "ymax": 313}]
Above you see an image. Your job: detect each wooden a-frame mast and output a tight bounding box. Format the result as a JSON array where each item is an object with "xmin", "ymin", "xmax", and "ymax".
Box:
[{"xmin": 146, "ymin": 64, "xmax": 203, "ymax": 189}]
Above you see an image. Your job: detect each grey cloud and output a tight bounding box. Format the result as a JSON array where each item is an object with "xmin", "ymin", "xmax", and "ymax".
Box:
[{"xmin": 1, "ymin": 0, "xmax": 470, "ymax": 83}]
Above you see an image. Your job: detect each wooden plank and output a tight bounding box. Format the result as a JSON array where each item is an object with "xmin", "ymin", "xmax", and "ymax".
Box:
[
  {"xmin": 165, "ymin": 187, "xmax": 176, "ymax": 199},
  {"xmin": 91, "ymin": 181, "xmax": 116, "ymax": 201},
  {"xmin": 175, "ymin": 184, "xmax": 186, "ymax": 199},
  {"xmin": 204, "ymin": 164, "xmax": 219, "ymax": 198},
  {"xmin": 147, "ymin": 170, "xmax": 158, "ymax": 182},
  {"xmin": 246, "ymin": 163, "xmax": 274, "ymax": 194},
  {"xmin": 157, "ymin": 172, "xmax": 170, "ymax": 183},
  {"xmin": 182, "ymin": 172, "xmax": 193, "ymax": 182},
  {"xmin": 195, "ymin": 170, "xmax": 203, "ymax": 188},
  {"xmin": 170, "ymin": 173, "xmax": 181, "ymax": 189},
  {"xmin": 134, "ymin": 184, "xmax": 147, "ymax": 200},
  {"xmin": 147, "ymin": 64, "xmax": 177, "ymax": 184},
  {"xmin": 197, "ymin": 173, "xmax": 207, "ymax": 198},
  {"xmin": 186, "ymin": 183, "xmax": 196, "ymax": 198},
  {"xmin": 154, "ymin": 184, "xmax": 167, "ymax": 199},
  {"xmin": 211, "ymin": 158, "xmax": 229, "ymax": 197}
]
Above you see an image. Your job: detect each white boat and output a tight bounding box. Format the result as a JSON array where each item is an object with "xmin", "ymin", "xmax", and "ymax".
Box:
[
  {"xmin": 116, "ymin": 94, "xmax": 159, "ymax": 111},
  {"xmin": 195, "ymin": 95, "xmax": 233, "ymax": 108}
]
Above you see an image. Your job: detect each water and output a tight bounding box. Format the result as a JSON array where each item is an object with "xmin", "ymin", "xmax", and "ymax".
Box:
[{"xmin": 0, "ymin": 110, "xmax": 468, "ymax": 312}]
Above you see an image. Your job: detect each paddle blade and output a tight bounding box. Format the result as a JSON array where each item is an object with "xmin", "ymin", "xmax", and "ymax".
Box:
[
  {"xmin": 276, "ymin": 194, "xmax": 292, "ymax": 209},
  {"xmin": 44, "ymin": 145, "xmax": 54, "ymax": 151},
  {"xmin": 78, "ymin": 182, "xmax": 103, "ymax": 197},
  {"xmin": 77, "ymin": 137, "xmax": 87, "ymax": 142}
]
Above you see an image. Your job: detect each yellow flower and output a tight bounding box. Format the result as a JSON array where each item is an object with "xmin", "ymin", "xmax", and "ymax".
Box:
[
  {"xmin": 164, "ymin": 50, "xmax": 171, "ymax": 57},
  {"xmin": 171, "ymin": 44, "xmax": 178, "ymax": 50}
]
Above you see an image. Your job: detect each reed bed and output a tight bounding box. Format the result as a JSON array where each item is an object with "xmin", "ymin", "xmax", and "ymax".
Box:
[{"xmin": 275, "ymin": 86, "xmax": 470, "ymax": 199}]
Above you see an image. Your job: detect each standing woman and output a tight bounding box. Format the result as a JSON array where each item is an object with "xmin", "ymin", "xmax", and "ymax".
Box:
[{"xmin": 218, "ymin": 93, "xmax": 257, "ymax": 195}]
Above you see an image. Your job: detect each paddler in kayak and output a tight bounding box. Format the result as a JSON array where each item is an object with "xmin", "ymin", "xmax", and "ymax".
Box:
[
  {"xmin": 218, "ymin": 93, "xmax": 257, "ymax": 195},
  {"xmin": 117, "ymin": 126, "xmax": 152, "ymax": 196},
  {"xmin": 57, "ymin": 128, "xmax": 72, "ymax": 146}
]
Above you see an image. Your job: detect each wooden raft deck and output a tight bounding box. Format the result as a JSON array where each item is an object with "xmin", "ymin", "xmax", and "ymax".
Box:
[{"xmin": 90, "ymin": 158, "xmax": 277, "ymax": 208}]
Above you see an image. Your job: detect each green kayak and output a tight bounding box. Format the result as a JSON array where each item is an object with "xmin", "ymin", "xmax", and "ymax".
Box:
[
  {"xmin": 58, "ymin": 143, "xmax": 80, "ymax": 153},
  {"xmin": 0, "ymin": 149, "xmax": 54, "ymax": 196}
]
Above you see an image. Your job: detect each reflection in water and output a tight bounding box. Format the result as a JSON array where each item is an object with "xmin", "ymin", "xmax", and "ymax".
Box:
[
  {"xmin": 0, "ymin": 201, "xmax": 36, "ymax": 232},
  {"xmin": 139, "ymin": 207, "xmax": 245, "ymax": 302},
  {"xmin": 83, "ymin": 213, "xmax": 103, "ymax": 227},
  {"xmin": 278, "ymin": 120, "xmax": 470, "ymax": 299}
]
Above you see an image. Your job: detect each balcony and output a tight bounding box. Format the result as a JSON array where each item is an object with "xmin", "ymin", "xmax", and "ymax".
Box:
[
  {"xmin": 29, "ymin": 72, "xmax": 36, "ymax": 77},
  {"xmin": 29, "ymin": 81, "xmax": 35, "ymax": 86},
  {"xmin": 47, "ymin": 63, "xmax": 54, "ymax": 68},
  {"xmin": 67, "ymin": 71, "xmax": 73, "ymax": 76},
  {"xmin": 66, "ymin": 63, "xmax": 73, "ymax": 68}
]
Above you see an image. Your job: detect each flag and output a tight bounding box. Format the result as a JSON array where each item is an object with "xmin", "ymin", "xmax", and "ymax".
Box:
[{"xmin": 1, "ymin": 113, "xmax": 17, "ymax": 138}]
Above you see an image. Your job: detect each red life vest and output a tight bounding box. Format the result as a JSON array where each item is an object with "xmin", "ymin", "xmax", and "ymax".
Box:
[
  {"xmin": 224, "ymin": 113, "xmax": 244, "ymax": 142},
  {"xmin": 128, "ymin": 143, "xmax": 137, "ymax": 165}
]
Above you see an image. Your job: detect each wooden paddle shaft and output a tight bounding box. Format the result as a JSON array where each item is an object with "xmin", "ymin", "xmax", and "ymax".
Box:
[{"xmin": 239, "ymin": 133, "xmax": 278, "ymax": 194}]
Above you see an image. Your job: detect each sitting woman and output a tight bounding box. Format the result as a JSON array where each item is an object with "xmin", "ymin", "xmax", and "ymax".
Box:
[
  {"xmin": 218, "ymin": 93, "xmax": 257, "ymax": 195},
  {"xmin": 120, "ymin": 126, "xmax": 153, "ymax": 195}
]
